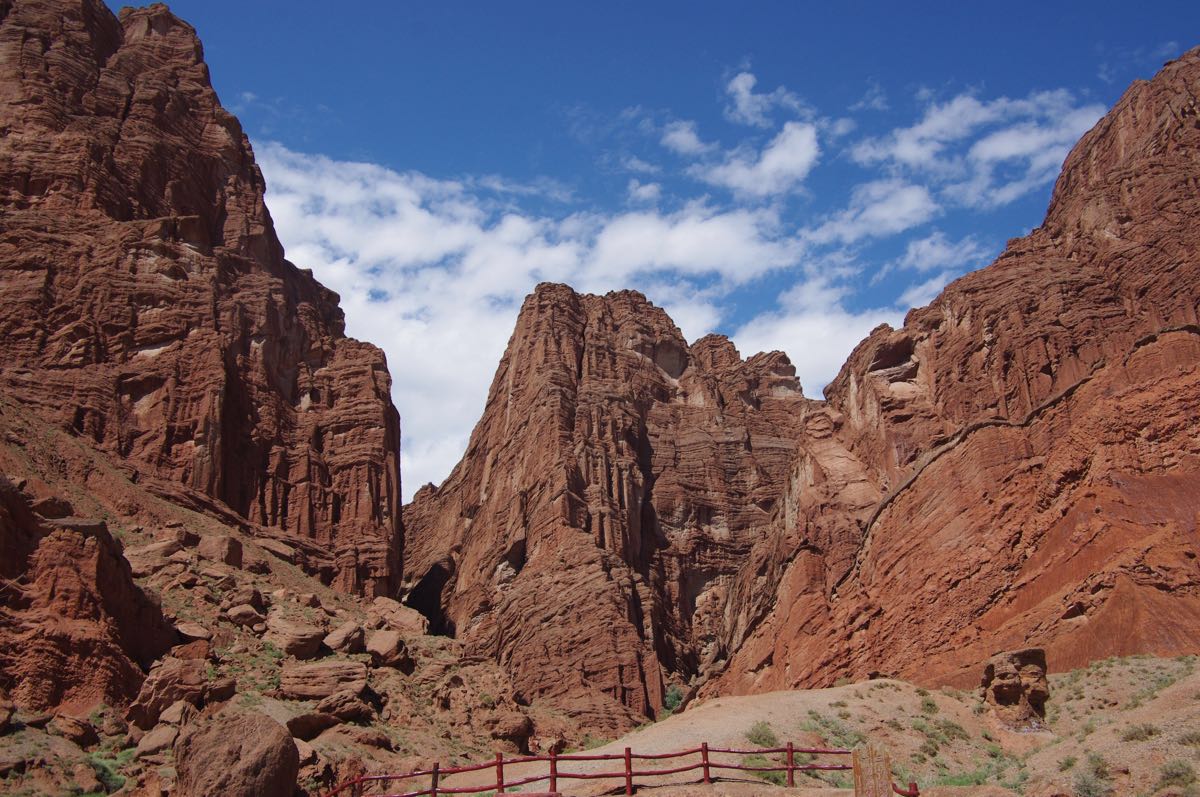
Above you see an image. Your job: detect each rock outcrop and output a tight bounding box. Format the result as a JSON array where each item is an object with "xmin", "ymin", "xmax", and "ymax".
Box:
[
  {"xmin": 0, "ymin": 0, "xmax": 401, "ymax": 595},
  {"xmin": 0, "ymin": 476, "xmax": 176, "ymax": 714},
  {"xmin": 174, "ymin": 711, "xmax": 299, "ymax": 797},
  {"xmin": 403, "ymin": 286, "xmax": 815, "ymax": 731},
  {"xmin": 981, "ymin": 649, "xmax": 1050, "ymax": 729},
  {"xmin": 406, "ymin": 47, "xmax": 1200, "ymax": 727}
]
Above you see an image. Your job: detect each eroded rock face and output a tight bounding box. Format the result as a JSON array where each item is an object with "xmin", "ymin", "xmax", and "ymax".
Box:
[
  {"xmin": 406, "ymin": 46, "xmax": 1200, "ymax": 724},
  {"xmin": 0, "ymin": 0, "xmax": 401, "ymax": 595},
  {"xmin": 0, "ymin": 476, "xmax": 176, "ymax": 714},
  {"xmin": 709, "ymin": 47, "xmax": 1200, "ymax": 695},
  {"xmin": 403, "ymin": 287, "xmax": 813, "ymax": 732},
  {"xmin": 981, "ymin": 649, "xmax": 1050, "ymax": 729}
]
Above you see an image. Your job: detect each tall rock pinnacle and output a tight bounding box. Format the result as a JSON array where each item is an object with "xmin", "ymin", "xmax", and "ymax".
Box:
[{"xmin": 0, "ymin": 0, "xmax": 402, "ymax": 594}]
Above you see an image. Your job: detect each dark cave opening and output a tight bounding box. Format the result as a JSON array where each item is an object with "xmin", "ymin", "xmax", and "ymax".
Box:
[{"xmin": 404, "ymin": 562, "xmax": 455, "ymax": 636}]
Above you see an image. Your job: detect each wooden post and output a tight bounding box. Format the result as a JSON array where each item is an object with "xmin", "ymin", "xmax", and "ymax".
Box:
[
  {"xmin": 701, "ymin": 742, "xmax": 711, "ymax": 784},
  {"xmin": 431, "ymin": 762, "xmax": 440, "ymax": 797},
  {"xmin": 549, "ymin": 748, "xmax": 558, "ymax": 793},
  {"xmin": 786, "ymin": 741, "xmax": 795, "ymax": 787},
  {"xmin": 495, "ymin": 752, "xmax": 504, "ymax": 793},
  {"xmin": 624, "ymin": 746, "xmax": 633, "ymax": 795},
  {"xmin": 852, "ymin": 743, "xmax": 892, "ymax": 797}
]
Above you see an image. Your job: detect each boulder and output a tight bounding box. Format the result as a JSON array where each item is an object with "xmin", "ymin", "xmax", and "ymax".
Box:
[
  {"xmin": 175, "ymin": 621, "xmax": 212, "ymax": 641},
  {"xmin": 175, "ymin": 711, "xmax": 299, "ymax": 797},
  {"xmin": 127, "ymin": 657, "xmax": 208, "ymax": 730},
  {"xmin": 136, "ymin": 723, "xmax": 179, "ymax": 758},
  {"xmin": 369, "ymin": 597, "xmax": 429, "ymax": 635},
  {"xmin": 323, "ymin": 621, "xmax": 365, "ymax": 653},
  {"xmin": 264, "ymin": 614, "xmax": 326, "ymax": 659},
  {"xmin": 0, "ymin": 697, "xmax": 13, "ymax": 735},
  {"xmin": 197, "ymin": 535, "xmax": 243, "ymax": 568},
  {"xmin": 366, "ymin": 629, "xmax": 412, "ymax": 670},
  {"xmin": 980, "ymin": 648, "xmax": 1050, "ymax": 729},
  {"xmin": 123, "ymin": 540, "xmax": 184, "ymax": 577},
  {"xmin": 285, "ymin": 712, "xmax": 339, "ymax": 741},
  {"xmin": 48, "ymin": 714, "xmax": 98, "ymax": 748},
  {"xmin": 279, "ymin": 661, "xmax": 368, "ymax": 701},
  {"xmin": 226, "ymin": 603, "xmax": 265, "ymax": 627},
  {"xmin": 315, "ymin": 691, "xmax": 374, "ymax": 723}
]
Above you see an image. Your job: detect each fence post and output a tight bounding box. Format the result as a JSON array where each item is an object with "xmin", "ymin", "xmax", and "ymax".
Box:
[
  {"xmin": 624, "ymin": 746, "xmax": 633, "ymax": 795},
  {"xmin": 495, "ymin": 752, "xmax": 504, "ymax": 793},
  {"xmin": 549, "ymin": 748, "xmax": 558, "ymax": 793},
  {"xmin": 786, "ymin": 741, "xmax": 795, "ymax": 787},
  {"xmin": 431, "ymin": 762, "xmax": 440, "ymax": 797},
  {"xmin": 701, "ymin": 742, "xmax": 710, "ymax": 784}
]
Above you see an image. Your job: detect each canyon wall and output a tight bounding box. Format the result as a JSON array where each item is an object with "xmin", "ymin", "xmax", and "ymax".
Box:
[{"xmin": 0, "ymin": 0, "xmax": 402, "ymax": 594}]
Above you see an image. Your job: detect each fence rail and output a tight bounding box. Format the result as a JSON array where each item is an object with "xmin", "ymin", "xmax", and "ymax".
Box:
[{"xmin": 322, "ymin": 740, "xmax": 920, "ymax": 796}]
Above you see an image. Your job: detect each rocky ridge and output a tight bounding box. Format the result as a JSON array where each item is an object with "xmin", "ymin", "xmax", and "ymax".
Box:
[
  {"xmin": 0, "ymin": 0, "xmax": 402, "ymax": 596},
  {"xmin": 405, "ymin": 47, "xmax": 1200, "ymax": 727}
]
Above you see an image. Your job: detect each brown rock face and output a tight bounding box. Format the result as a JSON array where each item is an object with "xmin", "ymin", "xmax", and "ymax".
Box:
[
  {"xmin": 403, "ymin": 286, "xmax": 813, "ymax": 732},
  {"xmin": 0, "ymin": 0, "xmax": 401, "ymax": 594},
  {"xmin": 981, "ymin": 649, "xmax": 1050, "ymax": 729},
  {"xmin": 711, "ymin": 47, "xmax": 1200, "ymax": 694},
  {"xmin": 406, "ymin": 47, "xmax": 1200, "ymax": 726},
  {"xmin": 174, "ymin": 710, "xmax": 299, "ymax": 797},
  {"xmin": 0, "ymin": 476, "xmax": 176, "ymax": 714}
]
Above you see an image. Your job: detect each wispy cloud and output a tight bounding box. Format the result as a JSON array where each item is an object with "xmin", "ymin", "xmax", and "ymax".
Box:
[
  {"xmin": 691, "ymin": 121, "xmax": 820, "ymax": 197},
  {"xmin": 723, "ymin": 70, "xmax": 808, "ymax": 127},
  {"xmin": 851, "ymin": 89, "xmax": 1105, "ymax": 207},
  {"xmin": 661, "ymin": 120, "xmax": 715, "ymax": 155},
  {"xmin": 809, "ymin": 179, "xmax": 939, "ymax": 245}
]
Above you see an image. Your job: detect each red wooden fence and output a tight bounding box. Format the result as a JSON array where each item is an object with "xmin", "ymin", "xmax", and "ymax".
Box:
[{"xmin": 322, "ymin": 741, "xmax": 920, "ymax": 796}]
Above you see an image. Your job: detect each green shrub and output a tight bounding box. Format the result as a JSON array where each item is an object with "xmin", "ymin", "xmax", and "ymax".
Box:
[
  {"xmin": 1058, "ymin": 755, "xmax": 1077, "ymax": 772},
  {"xmin": 1179, "ymin": 730, "xmax": 1200, "ymax": 746},
  {"xmin": 1156, "ymin": 760, "xmax": 1197, "ymax": 791},
  {"xmin": 742, "ymin": 753, "xmax": 786, "ymax": 786},
  {"xmin": 1119, "ymin": 723, "xmax": 1159, "ymax": 741},
  {"xmin": 663, "ymin": 684, "xmax": 683, "ymax": 712},
  {"xmin": 920, "ymin": 697, "xmax": 939, "ymax": 715},
  {"xmin": 1072, "ymin": 771, "xmax": 1113, "ymax": 797},
  {"xmin": 745, "ymin": 720, "xmax": 779, "ymax": 748}
]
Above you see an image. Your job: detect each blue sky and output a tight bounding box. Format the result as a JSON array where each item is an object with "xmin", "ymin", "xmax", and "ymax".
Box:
[{"xmin": 109, "ymin": 1, "xmax": 1198, "ymax": 497}]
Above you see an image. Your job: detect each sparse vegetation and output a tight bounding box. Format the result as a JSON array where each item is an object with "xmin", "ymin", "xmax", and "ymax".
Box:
[
  {"xmin": 919, "ymin": 696, "xmax": 939, "ymax": 715},
  {"xmin": 742, "ymin": 753, "xmax": 786, "ymax": 786},
  {"xmin": 1119, "ymin": 722, "xmax": 1159, "ymax": 741},
  {"xmin": 663, "ymin": 684, "xmax": 683, "ymax": 713},
  {"xmin": 1072, "ymin": 754, "xmax": 1113, "ymax": 797},
  {"xmin": 745, "ymin": 720, "xmax": 779, "ymax": 748},
  {"xmin": 1156, "ymin": 760, "xmax": 1197, "ymax": 791},
  {"xmin": 1058, "ymin": 755, "xmax": 1077, "ymax": 772}
]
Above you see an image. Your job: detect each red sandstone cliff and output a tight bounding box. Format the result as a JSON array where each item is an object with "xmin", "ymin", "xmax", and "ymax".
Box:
[
  {"xmin": 406, "ymin": 48, "xmax": 1200, "ymax": 725},
  {"xmin": 0, "ymin": 0, "xmax": 402, "ymax": 595}
]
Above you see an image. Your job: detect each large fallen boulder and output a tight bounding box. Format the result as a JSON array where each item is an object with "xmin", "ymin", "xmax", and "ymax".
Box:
[
  {"xmin": 279, "ymin": 661, "xmax": 368, "ymax": 701},
  {"xmin": 174, "ymin": 711, "xmax": 298, "ymax": 797}
]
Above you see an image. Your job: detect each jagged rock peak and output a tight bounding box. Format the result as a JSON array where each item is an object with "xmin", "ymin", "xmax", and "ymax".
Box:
[{"xmin": 0, "ymin": 0, "xmax": 402, "ymax": 595}]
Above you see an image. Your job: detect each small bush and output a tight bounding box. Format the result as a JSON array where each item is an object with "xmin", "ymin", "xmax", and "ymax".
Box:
[
  {"xmin": 663, "ymin": 685, "xmax": 683, "ymax": 712},
  {"xmin": 920, "ymin": 697, "xmax": 939, "ymax": 715},
  {"xmin": 745, "ymin": 720, "xmax": 779, "ymax": 748},
  {"xmin": 1072, "ymin": 771, "xmax": 1112, "ymax": 797},
  {"xmin": 1156, "ymin": 760, "xmax": 1197, "ymax": 791},
  {"xmin": 1179, "ymin": 730, "xmax": 1200, "ymax": 746},
  {"xmin": 742, "ymin": 753, "xmax": 786, "ymax": 786},
  {"xmin": 1058, "ymin": 755, "xmax": 1078, "ymax": 772},
  {"xmin": 1120, "ymin": 723, "xmax": 1159, "ymax": 741}
]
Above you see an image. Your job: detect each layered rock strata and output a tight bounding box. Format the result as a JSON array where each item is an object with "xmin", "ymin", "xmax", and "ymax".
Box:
[
  {"xmin": 407, "ymin": 47, "xmax": 1200, "ymax": 727},
  {"xmin": 0, "ymin": 0, "xmax": 401, "ymax": 594}
]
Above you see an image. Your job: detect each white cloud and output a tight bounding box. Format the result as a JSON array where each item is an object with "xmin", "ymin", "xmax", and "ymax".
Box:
[
  {"xmin": 622, "ymin": 155, "xmax": 661, "ymax": 174},
  {"xmin": 723, "ymin": 71, "xmax": 807, "ymax": 127},
  {"xmin": 850, "ymin": 80, "xmax": 889, "ymax": 112},
  {"xmin": 850, "ymin": 89, "xmax": 1105, "ymax": 207},
  {"xmin": 897, "ymin": 270, "xmax": 956, "ymax": 309},
  {"xmin": 626, "ymin": 179, "xmax": 662, "ymax": 203},
  {"xmin": 809, "ymin": 179, "xmax": 938, "ymax": 245},
  {"xmin": 258, "ymin": 143, "xmax": 809, "ymax": 496},
  {"xmin": 693, "ymin": 121, "xmax": 820, "ymax": 197},
  {"xmin": 896, "ymin": 230, "xmax": 991, "ymax": 272},
  {"xmin": 735, "ymin": 273, "xmax": 902, "ymax": 397},
  {"xmin": 661, "ymin": 120, "xmax": 714, "ymax": 155}
]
